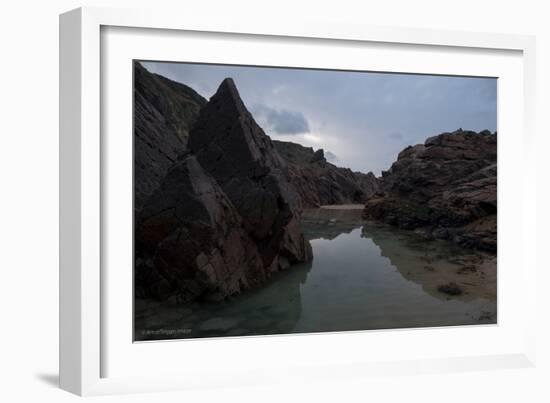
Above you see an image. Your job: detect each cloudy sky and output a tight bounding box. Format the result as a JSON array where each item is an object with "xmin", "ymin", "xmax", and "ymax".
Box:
[{"xmin": 142, "ymin": 61, "xmax": 497, "ymax": 175}]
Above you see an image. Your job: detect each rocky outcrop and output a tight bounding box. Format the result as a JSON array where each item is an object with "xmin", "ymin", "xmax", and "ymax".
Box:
[
  {"xmin": 189, "ymin": 78, "xmax": 312, "ymax": 271},
  {"xmin": 135, "ymin": 77, "xmax": 313, "ymax": 303},
  {"xmin": 273, "ymin": 140, "xmax": 379, "ymax": 207},
  {"xmin": 363, "ymin": 129, "xmax": 497, "ymax": 253},
  {"xmin": 135, "ymin": 154, "xmax": 267, "ymax": 302},
  {"xmin": 134, "ymin": 62, "xmax": 206, "ymax": 211}
]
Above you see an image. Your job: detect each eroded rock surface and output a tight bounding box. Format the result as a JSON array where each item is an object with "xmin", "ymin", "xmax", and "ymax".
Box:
[
  {"xmin": 273, "ymin": 140, "xmax": 379, "ymax": 207},
  {"xmin": 363, "ymin": 129, "xmax": 497, "ymax": 252}
]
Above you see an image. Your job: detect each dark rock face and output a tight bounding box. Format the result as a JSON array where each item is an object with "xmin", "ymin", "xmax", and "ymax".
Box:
[
  {"xmin": 135, "ymin": 154, "xmax": 266, "ymax": 302},
  {"xmin": 273, "ymin": 140, "xmax": 379, "ymax": 208},
  {"xmin": 134, "ymin": 62, "xmax": 206, "ymax": 211},
  {"xmin": 189, "ymin": 78, "xmax": 312, "ymax": 271},
  {"xmin": 363, "ymin": 129, "xmax": 497, "ymax": 253}
]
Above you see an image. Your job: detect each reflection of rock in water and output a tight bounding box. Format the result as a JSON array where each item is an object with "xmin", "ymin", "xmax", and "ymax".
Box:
[
  {"xmin": 135, "ymin": 258, "xmax": 313, "ymax": 340},
  {"xmin": 361, "ymin": 223, "xmax": 497, "ymax": 303},
  {"xmin": 301, "ymin": 207, "xmax": 364, "ymax": 241},
  {"xmin": 228, "ymin": 258, "xmax": 313, "ymax": 337}
]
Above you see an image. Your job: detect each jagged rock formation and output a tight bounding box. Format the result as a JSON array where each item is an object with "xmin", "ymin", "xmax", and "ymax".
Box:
[
  {"xmin": 273, "ymin": 140, "xmax": 379, "ymax": 207},
  {"xmin": 134, "ymin": 62, "xmax": 206, "ymax": 211},
  {"xmin": 134, "ymin": 62, "xmax": 376, "ymax": 212},
  {"xmin": 133, "ymin": 66, "xmax": 384, "ymax": 303},
  {"xmin": 135, "ymin": 77, "xmax": 313, "ymax": 303},
  {"xmin": 363, "ymin": 129, "xmax": 497, "ymax": 253},
  {"xmin": 189, "ymin": 78, "xmax": 312, "ymax": 272}
]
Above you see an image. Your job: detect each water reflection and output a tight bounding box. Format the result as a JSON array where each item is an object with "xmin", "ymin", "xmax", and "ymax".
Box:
[
  {"xmin": 300, "ymin": 208, "xmax": 364, "ymax": 241},
  {"xmin": 135, "ymin": 255, "xmax": 313, "ymax": 340},
  {"xmin": 135, "ymin": 207, "xmax": 496, "ymax": 341},
  {"xmin": 361, "ymin": 224, "xmax": 497, "ymax": 303}
]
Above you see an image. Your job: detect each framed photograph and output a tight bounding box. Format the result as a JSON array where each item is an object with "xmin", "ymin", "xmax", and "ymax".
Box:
[{"xmin": 60, "ymin": 6, "xmax": 537, "ymax": 396}]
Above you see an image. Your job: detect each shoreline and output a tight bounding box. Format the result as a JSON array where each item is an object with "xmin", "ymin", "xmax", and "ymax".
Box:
[{"xmin": 319, "ymin": 204, "xmax": 365, "ymax": 210}]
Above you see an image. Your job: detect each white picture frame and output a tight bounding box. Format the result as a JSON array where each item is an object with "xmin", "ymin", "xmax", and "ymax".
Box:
[{"xmin": 59, "ymin": 6, "xmax": 537, "ymax": 396}]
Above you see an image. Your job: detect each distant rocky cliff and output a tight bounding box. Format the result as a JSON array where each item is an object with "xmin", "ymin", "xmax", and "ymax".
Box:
[
  {"xmin": 273, "ymin": 140, "xmax": 379, "ymax": 208},
  {"xmin": 363, "ymin": 129, "xmax": 497, "ymax": 253}
]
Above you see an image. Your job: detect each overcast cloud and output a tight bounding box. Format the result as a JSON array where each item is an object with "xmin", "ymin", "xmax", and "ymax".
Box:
[
  {"xmin": 142, "ymin": 61, "xmax": 497, "ymax": 175},
  {"xmin": 250, "ymin": 104, "xmax": 310, "ymax": 135}
]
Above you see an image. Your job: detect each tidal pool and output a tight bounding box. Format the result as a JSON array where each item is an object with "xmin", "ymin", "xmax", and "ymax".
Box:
[{"xmin": 135, "ymin": 207, "xmax": 496, "ymax": 341}]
